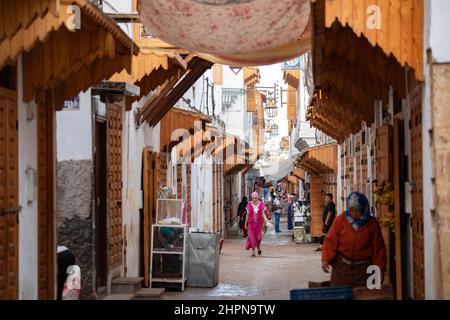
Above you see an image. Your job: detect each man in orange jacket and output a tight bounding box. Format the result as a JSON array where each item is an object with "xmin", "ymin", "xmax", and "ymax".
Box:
[{"xmin": 322, "ymin": 192, "xmax": 387, "ymax": 287}]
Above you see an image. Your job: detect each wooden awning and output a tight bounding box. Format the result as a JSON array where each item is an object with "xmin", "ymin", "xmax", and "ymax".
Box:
[
  {"xmin": 307, "ymin": 92, "xmax": 363, "ymax": 143},
  {"xmin": 284, "ymin": 71, "xmax": 298, "ymax": 133},
  {"xmin": 137, "ymin": 56, "xmax": 213, "ymax": 127},
  {"xmin": 283, "ymin": 70, "xmax": 300, "ymax": 90},
  {"xmin": 244, "ymin": 67, "xmax": 260, "ymax": 87},
  {"xmin": 315, "ymin": 0, "xmax": 424, "ymax": 80},
  {"xmin": 207, "ymin": 134, "xmax": 249, "ymax": 174},
  {"xmin": 173, "ymin": 127, "xmax": 249, "ymax": 169},
  {"xmin": 7, "ymin": 0, "xmax": 138, "ymax": 106},
  {"xmin": 160, "ymin": 107, "xmax": 210, "ymax": 152},
  {"xmin": 245, "ymin": 67, "xmax": 261, "ymax": 113},
  {"xmin": 1, "ymin": 0, "xmax": 65, "ymax": 69},
  {"xmin": 225, "ymin": 148, "xmax": 249, "ymax": 174},
  {"xmin": 308, "ymin": 0, "xmax": 414, "ymax": 141},
  {"xmin": 246, "ymin": 88, "xmax": 263, "ymax": 113},
  {"xmin": 295, "ymin": 143, "xmax": 337, "ymax": 175},
  {"xmin": 110, "ymin": 47, "xmax": 186, "ymax": 108},
  {"xmin": 241, "ymin": 163, "xmax": 255, "ymax": 175},
  {"xmin": 292, "ymin": 167, "xmax": 306, "ymax": 180},
  {"xmin": 287, "ymin": 175, "xmax": 299, "ymax": 185}
]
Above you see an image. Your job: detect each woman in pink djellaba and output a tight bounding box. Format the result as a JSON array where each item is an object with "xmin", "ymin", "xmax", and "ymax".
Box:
[{"xmin": 245, "ymin": 192, "xmax": 269, "ymax": 257}]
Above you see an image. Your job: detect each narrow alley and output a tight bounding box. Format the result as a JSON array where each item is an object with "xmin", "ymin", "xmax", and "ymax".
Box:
[
  {"xmin": 162, "ymin": 219, "xmax": 327, "ymax": 300},
  {"xmin": 1, "ymin": 0, "xmax": 450, "ymax": 304}
]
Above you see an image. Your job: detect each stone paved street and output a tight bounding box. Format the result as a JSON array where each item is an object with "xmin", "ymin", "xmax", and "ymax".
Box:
[{"xmin": 162, "ymin": 219, "xmax": 329, "ymax": 300}]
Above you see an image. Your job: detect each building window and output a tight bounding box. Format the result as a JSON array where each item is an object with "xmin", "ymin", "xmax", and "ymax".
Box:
[
  {"xmin": 271, "ymin": 124, "xmax": 279, "ymax": 136},
  {"xmin": 222, "ymin": 88, "xmax": 244, "ymax": 111}
]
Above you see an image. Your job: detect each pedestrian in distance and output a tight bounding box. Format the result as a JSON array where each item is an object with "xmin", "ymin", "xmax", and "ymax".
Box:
[
  {"xmin": 287, "ymin": 194, "xmax": 294, "ymax": 231},
  {"xmin": 245, "ymin": 192, "xmax": 269, "ymax": 257},
  {"xmin": 271, "ymin": 193, "xmax": 282, "ymax": 233},
  {"xmin": 315, "ymin": 193, "xmax": 336, "ymax": 252},
  {"xmin": 238, "ymin": 196, "xmax": 248, "ymax": 237},
  {"xmin": 322, "ymin": 192, "xmax": 387, "ymax": 287}
]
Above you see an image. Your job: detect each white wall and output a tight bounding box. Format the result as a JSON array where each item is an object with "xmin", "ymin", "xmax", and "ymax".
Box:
[
  {"xmin": 218, "ymin": 68, "xmax": 247, "ymax": 138},
  {"xmin": 429, "ymin": 0, "xmax": 450, "ymax": 63},
  {"xmin": 422, "ymin": 0, "xmax": 450, "ymax": 299},
  {"xmin": 121, "ymin": 92, "xmax": 160, "ymax": 277},
  {"xmin": 103, "ymin": 0, "xmax": 133, "ymax": 38},
  {"xmin": 17, "ymin": 54, "xmax": 38, "ymax": 300},
  {"xmin": 222, "ymin": 67, "xmax": 245, "ymax": 88},
  {"xmin": 190, "ymin": 154, "xmax": 213, "ymax": 232},
  {"xmin": 56, "ymin": 90, "xmax": 92, "ymax": 161}
]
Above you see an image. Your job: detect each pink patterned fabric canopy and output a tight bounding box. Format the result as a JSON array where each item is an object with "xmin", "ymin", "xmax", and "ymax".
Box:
[{"xmin": 139, "ymin": 0, "xmax": 311, "ymax": 65}]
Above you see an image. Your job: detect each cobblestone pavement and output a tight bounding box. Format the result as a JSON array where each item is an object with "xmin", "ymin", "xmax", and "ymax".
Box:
[{"xmin": 161, "ymin": 218, "xmax": 329, "ymax": 300}]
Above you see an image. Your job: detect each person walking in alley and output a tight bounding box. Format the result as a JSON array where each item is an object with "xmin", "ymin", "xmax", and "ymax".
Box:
[
  {"xmin": 315, "ymin": 193, "xmax": 336, "ymax": 252},
  {"xmin": 270, "ymin": 193, "xmax": 282, "ymax": 233},
  {"xmin": 238, "ymin": 196, "xmax": 248, "ymax": 237},
  {"xmin": 321, "ymin": 192, "xmax": 387, "ymax": 287},
  {"xmin": 287, "ymin": 195, "xmax": 294, "ymax": 230},
  {"xmin": 245, "ymin": 192, "xmax": 269, "ymax": 257},
  {"xmin": 57, "ymin": 246, "xmax": 76, "ymax": 300},
  {"xmin": 264, "ymin": 198, "xmax": 273, "ymax": 221}
]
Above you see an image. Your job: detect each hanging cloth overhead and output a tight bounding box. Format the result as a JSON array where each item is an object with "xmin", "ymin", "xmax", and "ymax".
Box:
[
  {"xmin": 261, "ymin": 158, "xmax": 294, "ymax": 181},
  {"xmin": 139, "ymin": 0, "xmax": 312, "ymax": 65}
]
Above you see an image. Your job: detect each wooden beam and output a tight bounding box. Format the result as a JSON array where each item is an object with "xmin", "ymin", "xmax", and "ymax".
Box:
[
  {"xmin": 145, "ymin": 57, "xmax": 213, "ymax": 126},
  {"xmin": 393, "ymin": 118, "xmax": 403, "ymax": 300}
]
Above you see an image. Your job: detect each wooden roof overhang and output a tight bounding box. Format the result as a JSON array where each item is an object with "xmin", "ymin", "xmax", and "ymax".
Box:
[
  {"xmin": 295, "ymin": 143, "xmax": 337, "ymax": 175},
  {"xmin": 160, "ymin": 107, "xmax": 211, "ymax": 153},
  {"xmin": 287, "ymin": 175, "xmax": 299, "ymax": 185},
  {"xmin": 209, "ymin": 134, "xmax": 248, "ymax": 174},
  {"xmin": 307, "ymin": 91, "xmax": 363, "ymax": 143},
  {"xmin": 309, "ymin": 0, "xmax": 416, "ymax": 142},
  {"xmin": 110, "ymin": 47, "xmax": 186, "ymax": 110},
  {"xmin": 0, "ymin": 0, "xmax": 55, "ymax": 69},
  {"xmin": 243, "ymin": 67, "xmax": 261, "ymax": 87},
  {"xmin": 293, "ymin": 167, "xmax": 306, "ymax": 180},
  {"xmin": 4, "ymin": 0, "xmax": 139, "ymax": 107},
  {"xmin": 225, "ymin": 147, "xmax": 250, "ymax": 174},
  {"xmin": 314, "ymin": 0, "xmax": 423, "ymax": 81},
  {"xmin": 241, "ymin": 163, "xmax": 255, "ymax": 175},
  {"xmin": 174, "ymin": 121, "xmax": 208, "ymax": 163},
  {"xmin": 137, "ymin": 56, "xmax": 213, "ymax": 127},
  {"xmin": 283, "ymin": 70, "xmax": 300, "ymax": 90}
]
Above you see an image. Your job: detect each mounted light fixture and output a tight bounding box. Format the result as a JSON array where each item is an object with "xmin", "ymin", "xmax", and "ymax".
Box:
[{"xmin": 264, "ymin": 90, "xmax": 277, "ymax": 118}]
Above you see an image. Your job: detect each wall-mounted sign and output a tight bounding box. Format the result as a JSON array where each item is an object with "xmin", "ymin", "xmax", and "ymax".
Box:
[
  {"xmin": 63, "ymin": 96, "xmax": 80, "ymax": 111},
  {"xmin": 281, "ymin": 57, "xmax": 301, "ymax": 70}
]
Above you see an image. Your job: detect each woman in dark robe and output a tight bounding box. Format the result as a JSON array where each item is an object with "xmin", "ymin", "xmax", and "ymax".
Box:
[{"xmin": 238, "ymin": 196, "xmax": 248, "ymax": 237}]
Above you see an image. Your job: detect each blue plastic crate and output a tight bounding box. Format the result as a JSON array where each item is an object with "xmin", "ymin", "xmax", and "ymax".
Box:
[{"xmin": 290, "ymin": 286, "xmax": 353, "ymax": 300}]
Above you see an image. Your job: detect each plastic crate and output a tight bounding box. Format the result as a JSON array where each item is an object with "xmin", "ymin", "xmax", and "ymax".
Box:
[{"xmin": 290, "ymin": 286, "xmax": 353, "ymax": 300}]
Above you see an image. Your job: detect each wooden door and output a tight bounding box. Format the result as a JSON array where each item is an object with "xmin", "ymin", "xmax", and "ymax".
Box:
[
  {"xmin": 376, "ymin": 124, "xmax": 393, "ymax": 285},
  {"xmin": 37, "ymin": 92, "xmax": 56, "ymax": 300},
  {"xmin": 310, "ymin": 175, "xmax": 324, "ymax": 238},
  {"xmin": 186, "ymin": 164, "xmax": 192, "ymax": 226},
  {"xmin": 393, "ymin": 118, "xmax": 403, "ymax": 300},
  {"xmin": 94, "ymin": 119, "xmax": 108, "ymax": 290},
  {"xmin": 142, "ymin": 148, "xmax": 155, "ymax": 287},
  {"xmin": 177, "ymin": 164, "xmax": 182, "ymax": 199},
  {"xmin": 0, "ymin": 87, "xmax": 18, "ymax": 299},
  {"xmin": 106, "ymin": 103, "xmax": 123, "ymax": 268},
  {"xmin": 212, "ymin": 163, "xmax": 217, "ymax": 233},
  {"xmin": 410, "ymin": 84, "xmax": 424, "ymax": 299}
]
